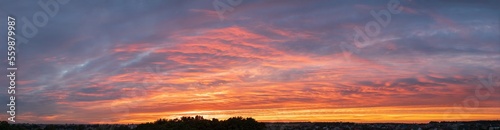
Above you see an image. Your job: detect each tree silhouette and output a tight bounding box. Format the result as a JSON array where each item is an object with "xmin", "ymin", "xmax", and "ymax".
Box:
[
  {"xmin": 0, "ymin": 116, "xmax": 266, "ymax": 130},
  {"xmin": 136, "ymin": 115, "xmax": 266, "ymax": 130},
  {"xmin": 0, "ymin": 121, "xmax": 10, "ymax": 130}
]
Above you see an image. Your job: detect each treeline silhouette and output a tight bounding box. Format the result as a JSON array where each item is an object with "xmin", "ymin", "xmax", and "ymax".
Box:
[
  {"xmin": 137, "ymin": 115, "xmax": 265, "ymax": 130},
  {"xmin": 0, "ymin": 116, "xmax": 266, "ymax": 130}
]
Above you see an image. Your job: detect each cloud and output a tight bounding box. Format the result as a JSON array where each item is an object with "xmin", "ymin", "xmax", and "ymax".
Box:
[{"xmin": 1, "ymin": 0, "xmax": 499, "ymax": 124}]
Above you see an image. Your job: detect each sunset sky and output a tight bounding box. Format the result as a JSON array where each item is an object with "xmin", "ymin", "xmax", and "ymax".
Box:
[{"xmin": 1, "ymin": 0, "xmax": 500, "ymax": 124}]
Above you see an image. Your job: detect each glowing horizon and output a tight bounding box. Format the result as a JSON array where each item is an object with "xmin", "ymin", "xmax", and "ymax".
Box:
[{"xmin": 1, "ymin": 0, "xmax": 499, "ymax": 124}]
